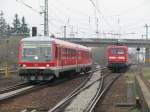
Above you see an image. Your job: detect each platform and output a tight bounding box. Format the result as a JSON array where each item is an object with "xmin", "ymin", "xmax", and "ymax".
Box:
[{"xmin": 135, "ymin": 75, "xmax": 150, "ymax": 112}]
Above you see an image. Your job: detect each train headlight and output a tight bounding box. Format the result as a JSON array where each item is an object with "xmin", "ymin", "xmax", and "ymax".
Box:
[
  {"xmin": 34, "ymin": 56, "xmax": 39, "ymax": 60},
  {"xmin": 23, "ymin": 64, "xmax": 26, "ymax": 68},
  {"xmin": 109, "ymin": 56, "xmax": 116, "ymax": 59},
  {"xmin": 46, "ymin": 64, "xmax": 50, "ymax": 67},
  {"xmin": 118, "ymin": 57, "xmax": 125, "ymax": 59}
]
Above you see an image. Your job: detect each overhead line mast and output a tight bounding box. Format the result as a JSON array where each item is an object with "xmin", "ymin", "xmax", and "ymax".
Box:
[
  {"xmin": 145, "ymin": 24, "xmax": 150, "ymax": 40},
  {"xmin": 44, "ymin": 0, "xmax": 49, "ymax": 36}
]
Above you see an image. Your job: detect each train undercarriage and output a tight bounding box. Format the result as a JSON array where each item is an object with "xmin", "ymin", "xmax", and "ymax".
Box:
[{"xmin": 107, "ymin": 62, "xmax": 129, "ymax": 73}]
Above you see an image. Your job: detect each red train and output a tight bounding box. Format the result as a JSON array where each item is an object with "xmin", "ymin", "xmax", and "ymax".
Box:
[
  {"xmin": 18, "ymin": 36, "xmax": 92, "ymax": 81},
  {"xmin": 107, "ymin": 45, "xmax": 129, "ymax": 72}
]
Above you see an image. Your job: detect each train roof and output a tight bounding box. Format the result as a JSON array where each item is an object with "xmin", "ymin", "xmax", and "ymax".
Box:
[
  {"xmin": 21, "ymin": 36, "xmax": 91, "ymax": 51},
  {"xmin": 21, "ymin": 36, "xmax": 51, "ymax": 42}
]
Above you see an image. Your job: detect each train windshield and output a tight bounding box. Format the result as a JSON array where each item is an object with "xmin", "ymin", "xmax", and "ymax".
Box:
[
  {"xmin": 110, "ymin": 48, "xmax": 125, "ymax": 54},
  {"xmin": 21, "ymin": 42, "xmax": 52, "ymax": 62}
]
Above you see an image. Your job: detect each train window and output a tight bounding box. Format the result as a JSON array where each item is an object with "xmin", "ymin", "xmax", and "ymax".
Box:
[
  {"xmin": 118, "ymin": 50, "xmax": 124, "ymax": 54},
  {"xmin": 21, "ymin": 42, "xmax": 52, "ymax": 62},
  {"xmin": 23, "ymin": 47, "xmax": 38, "ymax": 56},
  {"xmin": 83, "ymin": 51, "xmax": 89, "ymax": 59},
  {"xmin": 63, "ymin": 49, "xmax": 76, "ymax": 59},
  {"xmin": 110, "ymin": 48, "xmax": 125, "ymax": 54},
  {"xmin": 62, "ymin": 48, "xmax": 68, "ymax": 59}
]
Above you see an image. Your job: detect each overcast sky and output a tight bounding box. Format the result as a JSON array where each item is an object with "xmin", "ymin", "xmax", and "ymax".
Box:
[{"xmin": 0, "ymin": 0, "xmax": 150, "ymax": 38}]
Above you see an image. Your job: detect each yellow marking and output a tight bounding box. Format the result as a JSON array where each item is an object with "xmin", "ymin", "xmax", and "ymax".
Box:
[
  {"xmin": 145, "ymin": 58, "xmax": 150, "ymax": 62},
  {"xmin": 5, "ymin": 63, "xmax": 8, "ymax": 78}
]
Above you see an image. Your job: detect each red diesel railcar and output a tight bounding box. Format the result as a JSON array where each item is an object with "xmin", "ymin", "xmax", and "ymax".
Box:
[
  {"xmin": 18, "ymin": 36, "xmax": 92, "ymax": 81},
  {"xmin": 107, "ymin": 45, "xmax": 128, "ymax": 72}
]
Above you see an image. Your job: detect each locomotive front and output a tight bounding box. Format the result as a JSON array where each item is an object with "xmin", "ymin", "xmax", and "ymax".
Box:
[
  {"xmin": 18, "ymin": 37, "xmax": 55, "ymax": 81},
  {"xmin": 107, "ymin": 45, "xmax": 128, "ymax": 72}
]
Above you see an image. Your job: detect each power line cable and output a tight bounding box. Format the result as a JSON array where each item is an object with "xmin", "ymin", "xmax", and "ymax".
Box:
[
  {"xmin": 16, "ymin": 0, "xmax": 41, "ymax": 14},
  {"xmin": 57, "ymin": 0, "xmax": 91, "ymax": 17},
  {"xmin": 89, "ymin": 0, "xmax": 115, "ymax": 32}
]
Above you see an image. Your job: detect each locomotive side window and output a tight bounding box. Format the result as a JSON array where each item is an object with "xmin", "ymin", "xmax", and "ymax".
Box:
[{"xmin": 110, "ymin": 48, "xmax": 125, "ymax": 54}]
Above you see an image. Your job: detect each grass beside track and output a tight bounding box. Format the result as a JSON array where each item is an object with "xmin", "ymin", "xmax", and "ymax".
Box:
[
  {"xmin": 130, "ymin": 108, "xmax": 140, "ymax": 112},
  {"xmin": 125, "ymin": 67, "xmax": 137, "ymax": 81},
  {"xmin": 142, "ymin": 66, "xmax": 150, "ymax": 79}
]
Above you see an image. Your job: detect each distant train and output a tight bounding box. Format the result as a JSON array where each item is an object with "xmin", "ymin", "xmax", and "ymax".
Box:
[
  {"xmin": 18, "ymin": 36, "xmax": 92, "ymax": 81},
  {"xmin": 107, "ymin": 45, "xmax": 129, "ymax": 72}
]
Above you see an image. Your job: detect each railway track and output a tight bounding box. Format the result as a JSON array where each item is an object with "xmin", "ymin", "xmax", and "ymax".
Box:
[
  {"xmin": 0, "ymin": 67, "xmax": 96, "ymax": 104},
  {"xmin": 0, "ymin": 81, "xmax": 50, "ymax": 102},
  {"xmin": 0, "ymin": 82, "xmax": 33, "ymax": 94},
  {"xmin": 46, "ymin": 66, "xmax": 117, "ymax": 112},
  {"xmin": 19, "ymin": 66, "xmax": 106, "ymax": 112},
  {"xmin": 85, "ymin": 73, "xmax": 121, "ymax": 112}
]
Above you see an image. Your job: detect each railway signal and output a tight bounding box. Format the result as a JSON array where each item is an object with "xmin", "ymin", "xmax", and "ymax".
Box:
[
  {"xmin": 32, "ymin": 27, "xmax": 37, "ymax": 37},
  {"xmin": 136, "ymin": 47, "xmax": 140, "ymax": 51}
]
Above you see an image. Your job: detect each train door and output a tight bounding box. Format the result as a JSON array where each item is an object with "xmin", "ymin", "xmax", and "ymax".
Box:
[
  {"xmin": 55, "ymin": 46, "xmax": 59, "ymax": 66},
  {"xmin": 76, "ymin": 50, "xmax": 79, "ymax": 72},
  {"xmin": 56, "ymin": 46, "xmax": 63, "ymax": 72},
  {"xmin": 60, "ymin": 48, "xmax": 64, "ymax": 69},
  {"xmin": 55, "ymin": 46, "xmax": 62, "ymax": 66}
]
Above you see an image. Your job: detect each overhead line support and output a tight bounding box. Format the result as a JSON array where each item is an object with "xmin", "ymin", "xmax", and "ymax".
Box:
[{"xmin": 44, "ymin": 0, "xmax": 49, "ymax": 36}]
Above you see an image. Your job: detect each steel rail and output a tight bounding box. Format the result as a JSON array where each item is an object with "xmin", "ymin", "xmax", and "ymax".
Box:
[
  {"xmin": 21, "ymin": 67, "xmax": 108, "ymax": 112},
  {"xmin": 84, "ymin": 76, "xmax": 104, "ymax": 112},
  {"xmin": 0, "ymin": 81, "xmax": 51, "ymax": 101},
  {"xmin": 0, "ymin": 82, "xmax": 33, "ymax": 94},
  {"xmin": 21, "ymin": 71, "xmax": 93, "ymax": 112},
  {"xmin": 1, "ymin": 67, "xmax": 102, "ymax": 103},
  {"xmin": 48, "ymin": 67, "xmax": 107, "ymax": 112},
  {"xmin": 85, "ymin": 73, "xmax": 122, "ymax": 112}
]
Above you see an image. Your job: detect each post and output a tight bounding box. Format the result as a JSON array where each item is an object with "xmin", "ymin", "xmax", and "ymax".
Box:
[
  {"xmin": 144, "ymin": 24, "xmax": 150, "ymax": 64},
  {"xmin": 64, "ymin": 25, "xmax": 66, "ymax": 38},
  {"xmin": 44, "ymin": 0, "xmax": 49, "ymax": 36},
  {"xmin": 141, "ymin": 35, "xmax": 145, "ymax": 64},
  {"xmin": 145, "ymin": 48, "xmax": 150, "ymax": 64},
  {"xmin": 5, "ymin": 39, "xmax": 9, "ymax": 78},
  {"xmin": 145, "ymin": 24, "xmax": 149, "ymax": 40},
  {"xmin": 96, "ymin": 17, "xmax": 99, "ymax": 38},
  {"xmin": 137, "ymin": 47, "xmax": 140, "ymax": 72},
  {"xmin": 5, "ymin": 63, "xmax": 8, "ymax": 78},
  {"xmin": 70, "ymin": 26, "xmax": 75, "ymax": 38}
]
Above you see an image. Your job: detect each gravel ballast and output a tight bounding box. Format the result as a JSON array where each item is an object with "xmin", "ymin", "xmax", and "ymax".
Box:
[
  {"xmin": 94, "ymin": 74, "xmax": 131, "ymax": 112},
  {"xmin": 0, "ymin": 75, "xmax": 87, "ymax": 112},
  {"xmin": 64, "ymin": 70, "xmax": 101, "ymax": 112}
]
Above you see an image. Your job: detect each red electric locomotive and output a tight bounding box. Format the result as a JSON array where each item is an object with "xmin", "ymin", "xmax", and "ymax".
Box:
[
  {"xmin": 107, "ymin": 45, "xmax": 128, "ymax": 72},
  {"xmin": 18, "ymin": 36, "xmax": 92, "ymax": 81}
]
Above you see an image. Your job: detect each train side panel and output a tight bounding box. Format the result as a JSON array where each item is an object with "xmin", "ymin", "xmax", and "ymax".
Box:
[{"xmin": 18, "ymin": 37, "xmax": 92, "ymax": 81}]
